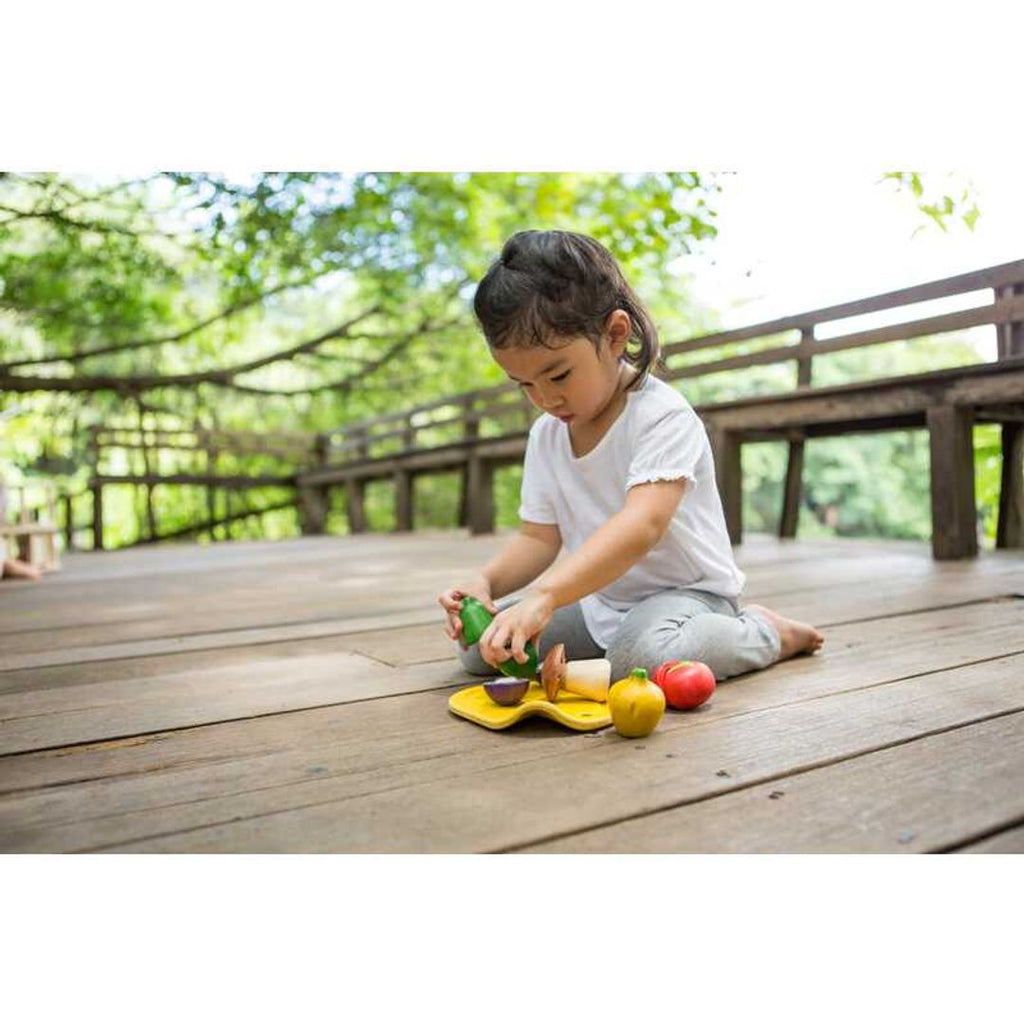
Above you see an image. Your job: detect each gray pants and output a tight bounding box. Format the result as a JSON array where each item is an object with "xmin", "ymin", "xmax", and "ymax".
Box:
[{"xmin": 456, "ymin": 588, "xmax": 781, "ymax": 683}]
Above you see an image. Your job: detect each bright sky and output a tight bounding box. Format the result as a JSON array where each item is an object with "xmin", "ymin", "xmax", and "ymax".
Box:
[{"xmin": 672, "ymin": 170, "xmax": 1024, "ymax": 337}]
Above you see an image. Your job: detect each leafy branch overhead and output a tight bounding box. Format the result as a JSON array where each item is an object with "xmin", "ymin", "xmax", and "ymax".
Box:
[{"xmin": 0, "ymin": 172, "xmax": 720, "ymax": 417}]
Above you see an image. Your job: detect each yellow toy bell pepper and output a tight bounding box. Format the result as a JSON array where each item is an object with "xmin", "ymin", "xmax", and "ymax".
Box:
[{"xmin": 608, "ymin": 667, "xmax": 666, "ymax": 738}]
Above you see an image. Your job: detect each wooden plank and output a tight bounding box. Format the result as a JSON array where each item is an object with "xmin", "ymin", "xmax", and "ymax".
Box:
[
  {"xmin": 525, "ymin": 712, "xmax": 1024, "ymax": 853},
  {"xmin": 695, "ymin": 358, "xmax": 1024, "ymax": 419},
  {"xmin": 2, "ymin": 606, "xmax": 1021, "ymax": 852},
  {"xmin": 24, "ymin": 650, "xmax": 1022, "ymax": 855},
  {"xmin": 0, "ymin": 622, "xmax": 455, "ymax": 705},
  {"xmin": 3, "ymin": 544, "xmax": 1020, "ymax": 671},
  {"xmin": 0, "ymin": 651, "xmax": 462, "ymax": 756},
  {"xmin": 660, "ymin": 259, "xmax": 1024, "ymax": 359},
  {"xmin": 299, "ymin": 433, "xmax": 529, "ymax": 486},
  {"xmin": 664, "ymin": 297, "xmax": 1024, "ymax": 382},
  {"xmin": 0, "ymin": 607, "xmax": 449, "ymax": 673},
  {"xmin": 958, "ymin": 823, "xmax": 1024, "ymax": 853},
  {"xmin": 93, "ymin": 473, "xmax": 295, "ymax": 488}
]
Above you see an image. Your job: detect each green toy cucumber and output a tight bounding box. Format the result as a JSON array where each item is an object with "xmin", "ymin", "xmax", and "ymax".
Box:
[{"xmin": 459, "ymin": 595, "xmax": 540, "ymax": 680}]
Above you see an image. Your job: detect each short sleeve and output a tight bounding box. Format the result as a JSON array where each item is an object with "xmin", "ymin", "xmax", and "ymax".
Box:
[
  {"xmin": 626, "ymin": 405, "xmax": 703, "ymax": 492},
  {"xmin": 517, "ymin": 427, "xmax": 559, "ymax": 524}
]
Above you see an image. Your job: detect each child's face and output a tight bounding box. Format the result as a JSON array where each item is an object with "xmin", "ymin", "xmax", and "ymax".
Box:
[{"xmin": 490, "ymin": 314, "xmax": 630, "ymax": 428}]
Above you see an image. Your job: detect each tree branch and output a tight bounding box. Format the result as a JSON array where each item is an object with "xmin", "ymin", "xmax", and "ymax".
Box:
[
  {"xmin": 0, "ymin": 268, "xmax": 341, "ymax": 371},
  {"xmin": 204, "ymin": 313, "xmax": 465, "ymax": 396},
  {"xmin": 0, "ymin": 303, "xmax": 384, "ymax": 395}
]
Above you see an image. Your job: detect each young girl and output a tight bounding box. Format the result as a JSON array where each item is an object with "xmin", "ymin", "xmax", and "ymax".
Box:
[{"xmin": 437, "ymin": 230, "xmax": 823, "ymax": 684}]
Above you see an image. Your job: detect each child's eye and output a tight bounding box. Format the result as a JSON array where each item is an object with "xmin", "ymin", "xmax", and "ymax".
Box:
[{"xmin": 551, "ymin": 371, "xmax": 571, "ymax": 382}]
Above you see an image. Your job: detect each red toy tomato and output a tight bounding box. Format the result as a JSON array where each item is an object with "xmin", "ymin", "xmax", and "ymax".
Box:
[{"xmin": 652, "ymin": 660, "xmax": 716, "ymax": 710}]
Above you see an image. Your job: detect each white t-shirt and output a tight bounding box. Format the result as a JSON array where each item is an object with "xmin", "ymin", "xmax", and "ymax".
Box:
[{"xmin": 518, "ymin": 370, "xmax": 746, "ymax": 648}]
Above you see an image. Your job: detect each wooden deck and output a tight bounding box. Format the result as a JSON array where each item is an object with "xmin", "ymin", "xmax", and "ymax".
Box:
[{"xmin": 1, "ymin": 531, "xmax": 1023, "ymax": 853}]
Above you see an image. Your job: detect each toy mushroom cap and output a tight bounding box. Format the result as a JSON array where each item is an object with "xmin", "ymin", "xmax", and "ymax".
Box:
[{"xmin": 540, "ymin": 643, "xmax": 567, "ymax": 701}]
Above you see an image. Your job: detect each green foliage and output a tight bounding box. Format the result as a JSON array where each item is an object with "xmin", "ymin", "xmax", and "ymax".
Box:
[
  {"xmin": 880, "ymin": 172, "xmax": 981, "ymax": 234},
  {"xmin": 2, "ymin": 171, "xmax": 1006, "ymax": 551}
]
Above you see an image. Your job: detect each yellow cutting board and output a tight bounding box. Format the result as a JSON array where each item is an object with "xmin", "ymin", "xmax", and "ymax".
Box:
[{"xmin": 449, "ymin": 681, "xmax": 611, "ymax": 731}]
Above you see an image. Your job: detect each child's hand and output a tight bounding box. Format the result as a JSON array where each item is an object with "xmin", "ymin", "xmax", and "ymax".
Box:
[
  {"xmin": 437, "ymin": 574, "xmax": 497, "ymax": 647},
  {"xmin": 478, "ymin": 590, "xmax": 555, "ymax": 670}
]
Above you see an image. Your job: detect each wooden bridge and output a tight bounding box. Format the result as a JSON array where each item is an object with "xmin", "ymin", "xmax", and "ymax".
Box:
[
  {"xmin": 2, "ymin": 259, "xmax": 1023, "ymax": 853},
  {"xmin": 71, "ymin": 258, "xmax": 1024, "ymax": 560}
]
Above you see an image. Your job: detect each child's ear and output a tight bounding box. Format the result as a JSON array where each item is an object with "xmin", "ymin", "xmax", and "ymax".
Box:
[{"xmin": 605, "ymin": 309, "xmax": 631, "ymax": 355}]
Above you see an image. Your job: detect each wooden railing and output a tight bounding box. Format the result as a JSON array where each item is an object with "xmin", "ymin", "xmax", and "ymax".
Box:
[
  {"xmin": 84, "ymin": 425, "xmax": 320, "ymax": 549},
  {"xmin": 79, "ymin": 259, "xmax": 1024, "ymax": 558},
  {"xmin": 295, "ymin": 258, "xmax": 1024, "ymax": 558}
]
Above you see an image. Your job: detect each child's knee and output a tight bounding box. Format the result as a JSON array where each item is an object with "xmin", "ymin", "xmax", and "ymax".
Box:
[{"xmin": 605, "ymin": 619, "xmax": 706, "ymax": 683}]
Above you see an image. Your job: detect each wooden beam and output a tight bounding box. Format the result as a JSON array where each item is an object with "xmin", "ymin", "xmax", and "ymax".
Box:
[
  {"xmin": 298, "ymin": 485, "xmax": 330, "ymax": 535},
  {"xmin": 394, "ymin": 470, "xmax": 413, "ymax": 532},
  {"xmin": 346, "ymin": 480, "xmax": 367, "ymax": 534},
  {"xmin": 63, "ymin": 493, "xmax": 75, "ymax": 552},
  {"xmin": 708, "ymin": 426, "xmax": 742, "ymax": 545},
  {"xmin": 927, "ymin": 405, "xmax": 977, "ymax": 560},
  {"xmin": 780, "ymin": 330, "xmax": 813, "ymax": 538},
  {"xmin": 458, "ymin": 396, "xmax": 478, "ymax": 529},
  {"xmin": 996, "ymin": 423, "xmax": 1024, "ymax": 550},
  {"xmin": 91, "ymin": 482, "xmax": 103, "ymax": 551},
  {"xmin": 780, "ymin": 434, "xmax": 805, "ymax": 539},
  {"xmin": 661, "ymin": 258, "xmax": 1024, "ymax": 360},
  {"xmin": 93, "ymin": 473, "xmax": 295, "ymax": 488},
  {"xmin": 665, "ymin": 297, "xmax": 1024, "ymax": 383},
  {"xmin": 466, "ymin": 454, "xmax": 495, "ymax": 535},
  {"xmin": 130, "ymin": 499, "xmax": 298, "ymax": 545}
]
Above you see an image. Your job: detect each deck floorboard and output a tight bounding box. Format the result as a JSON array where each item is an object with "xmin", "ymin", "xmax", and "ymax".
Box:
[{"xmin": 1, "ymin": 531, "xmax": 1021, "ymax": 852}]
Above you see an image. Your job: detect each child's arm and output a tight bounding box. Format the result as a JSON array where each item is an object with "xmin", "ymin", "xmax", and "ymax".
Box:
[
  {"xmin": 475, "ymin": 480, "xmax": 688, "ymax": 668},
  {"xmin": 535, "ymin": 480, "xmax": 687, "ymax": 608},
  {"xmin": 437, "ymin": 521, "xmax": 561, "ymax": 642},
  {"xmin": 481, "ymin": 521, "xmax": 562, "ymax": 600}
]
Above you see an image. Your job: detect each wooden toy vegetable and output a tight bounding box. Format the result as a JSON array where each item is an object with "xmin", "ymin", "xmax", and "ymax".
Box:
[
  {"xmin": 483, "ymin": 678, "xmax": 531, "ymax": 706},
  {"xmin": 652, "ymin": 659, "xmax": 716, "ymax": 710},
  {"xmin": 459, "ymin": 596, "xmax": 540, "ymax": 680},
  {"xmin": 608, "ymin": 667, "xmax": 665, "ymax": 738},
  {"xmin": 540, "ymin": 643, "xmax": 611, "ymax": 702}
]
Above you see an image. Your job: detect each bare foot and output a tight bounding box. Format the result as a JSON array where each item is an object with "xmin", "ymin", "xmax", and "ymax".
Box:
[
  {"xmin": 745, "ymin": 603, "xmax": 824, "ymax": 660},
  {"xmin": 2, "ymin": 558, "xmax": 42, "ymax": 581}
]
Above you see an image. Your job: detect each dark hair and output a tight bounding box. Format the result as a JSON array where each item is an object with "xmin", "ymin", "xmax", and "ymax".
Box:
[{"xmin": 472, "ymin": 230, "xmax": 661, "ymax": 392}]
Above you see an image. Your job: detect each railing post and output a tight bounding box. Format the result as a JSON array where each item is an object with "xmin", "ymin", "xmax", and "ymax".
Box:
[
  {"xmin": 63, "ymin": 492, "xmax": 75, "ymax": 552},
  {"xmin": 927, "ymin": 404, "xmax": 977, "ymax": 560},
  {"xmin": 298, "ymin": 485, "xmax": 330, "ymax": 534},
  {"xmin": 994, "ymin": 283, "xmax": 1024, "ymax": 549},
  {"xmin": 87, "ymin": 425, "xmax": 103, "ymax": 551},
  {"xmin": 780, "ymin": 327, "xmax": 814, "ymax": 539},
  {"xmin": 346, "ymin": 426, "xmax": 368, "ymax": 534},
  {"xmin": 394, "ymin": 470, "xmax": 414, "ymax": 532},
  {"xmin": 459, "ymin": 396, "xmax": 479, "ymax": 529},
  {"xmin": 466, "ymin": 454, "xmax": 494, "ymax": 535},
  {"xmin": 298, "ymin": 434, "xmax": 331, "ymax": 536},
  {"xmin": 91, "ymin": 482, "xmax": 104, "ymax": 551},
  {"xmin": 708, "ymin": 423, "xmax": 742, "ymax": 546},
  {"xmin": 394, "ymin": 415, "xmax": 417, "ymax": 531},
  {"xmin": 996, "ymin": 423, "xmax": 1024, "ymax": 549}
]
